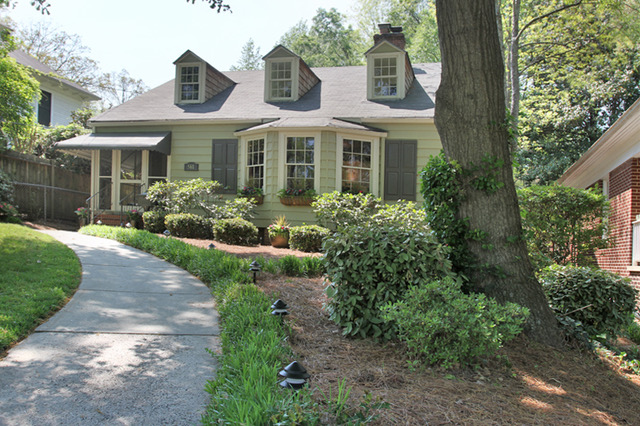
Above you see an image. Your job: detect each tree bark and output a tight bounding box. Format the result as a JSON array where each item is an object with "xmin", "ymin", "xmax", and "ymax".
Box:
[{"xmin": 434, "ymin": 0, "xmax": 562, "ymax": 346}]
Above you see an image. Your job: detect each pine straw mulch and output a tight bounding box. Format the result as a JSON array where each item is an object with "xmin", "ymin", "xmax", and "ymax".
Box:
[{"xmin": 26, "ymin": 222, "xmax": 640, "ymax": 424}]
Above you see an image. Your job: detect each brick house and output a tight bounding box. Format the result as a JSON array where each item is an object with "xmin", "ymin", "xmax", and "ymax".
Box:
[{"xmin": 558, "ymin": 97, "xmax": 640, "ymax": 293}]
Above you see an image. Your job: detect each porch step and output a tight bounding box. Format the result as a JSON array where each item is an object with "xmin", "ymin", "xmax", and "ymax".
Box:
[{"xmin": 93, "ymin": 213, "xmax": 126, "ymax": 227}]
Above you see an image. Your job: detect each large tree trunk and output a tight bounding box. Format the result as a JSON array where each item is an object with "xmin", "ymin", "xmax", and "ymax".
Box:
[{"xmin": 434, "ymin": 0, "xmax": 561, "ymax": 346}]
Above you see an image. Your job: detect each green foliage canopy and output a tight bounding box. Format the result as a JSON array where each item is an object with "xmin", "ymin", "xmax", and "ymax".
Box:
[{"xmin": 518, "ymin": 184, "xmax": 609, "ymax": 269}]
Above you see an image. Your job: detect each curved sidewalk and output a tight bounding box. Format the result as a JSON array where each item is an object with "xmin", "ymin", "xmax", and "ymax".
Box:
[{"xmin": 0, "ymin": 230, "xmax": 220, "ymax": 425}]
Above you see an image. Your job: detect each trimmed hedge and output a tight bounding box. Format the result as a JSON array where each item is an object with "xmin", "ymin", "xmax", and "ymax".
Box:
[
  {"xmin": 213, "ymin": 218, "xmax": 258, "ymax": 246},
  {"xmin": 289, "ymin": 225, "xmax": 330, "ymax": 252},
  {"xmin": 143, "ymin": 210, "xmax": 167, "ymax": 233},
  {"xmin": 165, "ymin": 213, "xmax": 214, "ymax": 239}
]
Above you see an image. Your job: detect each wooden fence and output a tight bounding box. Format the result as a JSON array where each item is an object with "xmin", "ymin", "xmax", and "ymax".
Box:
[{"xmin": 0, "ymin": 151, "xmax": 90, "ymax": 222}]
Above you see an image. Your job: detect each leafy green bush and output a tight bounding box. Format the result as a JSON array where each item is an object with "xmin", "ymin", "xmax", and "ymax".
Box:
[
  {"xmin": 0, "ymin": 171, "xmax": 15, "ymax": 205},
  {"xmin": 324, "ymin": 222, "xmax": 456, "ymax": 340},
  {"xmin": 313, "ymin": 191, "xmax": 428, "ymax": 232},
  {"xmin": 518, "ymin": 185, "xmax": 609, "ymax": 270},
  {"xmin": 289, "ymin": 225, "xmax": 330, "ymax": 252},
  {"xmin": 540, "ymin": 265, "xmax": 638, "ymax": 337},
  {"xmin": 146, "ymin": 179, "xmax": 256, "ymax": 220},
  {"xmin": 313, "ymin": 191, "xmax": 382, "ymax": 230},
  {"xmin": 142, "ymin": 210, "xmax": 167, "ymax": 233},
  {"xmin": 381, "ymin": 277, "xmax": 529, "ymax": 368},
  {"xmin": 164, "ymin": 213, "xmax": 214, "ymax": 239},
  {"xmin": 420, "ymin": 151, "xmax": 472, "ymax": 275},
  {"xmin": 213, "ymin": 218, "xmax": 258, "ymax": 246}
]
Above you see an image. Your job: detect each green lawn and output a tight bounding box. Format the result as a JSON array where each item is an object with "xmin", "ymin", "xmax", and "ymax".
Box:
[{"xmin": 0, "ymin": 223, "xmax": 81, "ymax": 353}]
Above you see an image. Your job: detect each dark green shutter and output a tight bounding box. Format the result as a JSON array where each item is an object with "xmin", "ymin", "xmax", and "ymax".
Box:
[
  {"xmin": 38, "ymin": 90, "xmax": 51, "ymax": 126},
  {"xmin": 384, "ymin": 139, "xmax": 417, "ymax": 201},
  {"xmin": 211, "ymin": 139, "xmax": 238, "ymax": 193}
]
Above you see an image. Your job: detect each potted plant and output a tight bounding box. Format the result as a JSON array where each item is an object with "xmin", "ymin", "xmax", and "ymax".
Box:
[
  {"xmin": 277, "ymin": 188, "xmax": 317, "ymax": 206},
  {"xmin": 238, "ymin": 186, "xmax": 264, "ymax": 205},
  {"xmin": 268, "ymin": 215, "xmax": 290, "ymax": 248},
  {"xmin": 126, "ymin": 209, "xmax": 143, "ymax": 229},
  {"xmin": 75, "ymin": 206, "xmax": 91, "ymax": 227}
]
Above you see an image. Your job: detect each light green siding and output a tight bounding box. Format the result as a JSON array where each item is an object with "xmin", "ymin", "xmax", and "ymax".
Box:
[{"xmin": 93, "ymin": 120, "xmax": 442, "ymax": 228}]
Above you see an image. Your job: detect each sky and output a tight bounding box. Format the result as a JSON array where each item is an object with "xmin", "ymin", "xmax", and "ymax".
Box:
[{"xmin": 1, "ymin": 0, "xmax": 360, "ymax": 89}]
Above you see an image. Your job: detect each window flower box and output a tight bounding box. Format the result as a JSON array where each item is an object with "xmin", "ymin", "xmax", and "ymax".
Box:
[{"xmin": 277, "ymin": 188, "xmax": 316, "ymax": 206}]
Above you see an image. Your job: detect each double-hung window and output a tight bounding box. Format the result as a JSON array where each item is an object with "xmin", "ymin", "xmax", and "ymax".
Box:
[
  {"xmin": 285, "ymin": 136, "xmax": 315, "ymax": 191},
  {"xmin": 373, "ymin": 57, "xmax": 398, "ymax": 97},
  {"xmin": 246, "ymin": 138, "xmax": 265, "ymax": 190},
  {"xmin": 342, "ymin": 139, "xmax": 372, "ymax": 194},
  {"xmin": 269, "ymin": 61, "xmax": 293, "ymax": 100},
  {"xmin": 178, "ymin": 65, "xmax": 201, "ymax": 102}
]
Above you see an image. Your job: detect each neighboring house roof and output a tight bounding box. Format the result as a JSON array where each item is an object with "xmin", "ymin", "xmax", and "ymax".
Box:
[
  {"xmin": 9, "ymin": 50, "xmax": 100, "ymax": 101},
  {"xmin": 91, "ymin": 63, "xmax": 440, "ymax": 125},
  {"xmin": 558, "ymin": 97, "xmax": 640, "ymax": 188}
]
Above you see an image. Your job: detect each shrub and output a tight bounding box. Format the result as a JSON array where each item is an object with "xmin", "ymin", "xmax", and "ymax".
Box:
[
  {"xmin": 143, "ymin": 210, "xmax": 167, "ymax": 233},
  {"xmin": 289, "ymin": 225, "xmax": 330, "ymax": 252},
  {"xmin": 313, "ymin": 191, "xmax": 382, "ymax": 230},
  {"xmin": 518, "ymin": 185, "xmax": 609, "ymax": 270},
  {"xmin": 626, "ymin": 322, "xmax": 640, "ymax": 345},
  {"xmin": 324, "ymin": 222, "xmax": 456, "ymax": 340},
  {"xmin": 213, "ymin": 218, "xmax": 258, "ymax": 246},
  {"xmin": 540, "ymin": 264, "xmax": 638, "ymax": 337},
  {"xmin": 0, "ymin": 170, "xmax": 15, "ymax": 205},
  {"xmin": 381, "ymin": 277, "xmax": 529, "ymax": 368},
  {"xmin": 0, "ymin": 202, "xmax": 20, "ymax": 223},
  {"xmin": 165, "ymin": 213, "xmax": 214, "ymax": 239}
]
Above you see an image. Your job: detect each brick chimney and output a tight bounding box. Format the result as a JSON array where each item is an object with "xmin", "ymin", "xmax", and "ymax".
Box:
[{"xmin": 373, "ymin": 23, "xmax": 406, "ymax": 51}]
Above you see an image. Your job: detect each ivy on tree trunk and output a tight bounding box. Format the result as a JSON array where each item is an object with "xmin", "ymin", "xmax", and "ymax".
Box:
[{"xmin": 434, "ymin": 0, "xmax": 561, "ymax": 346}]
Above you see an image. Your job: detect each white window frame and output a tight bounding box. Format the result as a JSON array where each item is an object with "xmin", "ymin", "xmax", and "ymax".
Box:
[
  {"xmin": 91, "ymin": 150, "xmax": 170, "ymax": 211},
  {"xmin": 336, "ymin": 134, "xmax": 380, "ymax": 195},
  {"xmin": 278, "ymin": 132, "xmax": 321, "ymax": 194},
  {"xmin": 175, "ymin": 62, "xmax": 204, "ymax": 104},
  {"xmin": 265, "ymin": 58, "xmax": 299, "ymax": 102},
  {"xmin": 238, "ymin": 136, "xmax": 266, "ymax": 192},
  {"xmin": 367, "ymin": 52, "xmax": 405, "ymax": 100}
]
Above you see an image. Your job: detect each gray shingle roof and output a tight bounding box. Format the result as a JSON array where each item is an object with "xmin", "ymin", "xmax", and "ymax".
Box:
[
  {"xmin": 92, "ymin": 63, "xmax": 440, "ymax": 124},
  {"xmin": 9, "ymin": 50, "xmax": 100, "ymax": 100}
]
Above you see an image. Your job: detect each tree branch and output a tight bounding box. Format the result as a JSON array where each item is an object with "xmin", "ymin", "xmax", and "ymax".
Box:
[{"xmin": 516, "ymin": 1, "xmax": 584, "ymax": 42}]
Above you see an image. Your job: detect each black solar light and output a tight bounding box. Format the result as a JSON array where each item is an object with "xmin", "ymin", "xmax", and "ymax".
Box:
[
  {"xmin": 279, "ymin": 361, "xmax": 310, "ymax": 390},
  {"xmin": 271, "ymin": 299, "xmax": 289, "ymax": 318},
  {"xmin": 163, "ymin": 230, "xmax": 171, "ymax": 238},
  {"xmin": 249, "ymin": 260, "xmax": 261, "ymax": 284},
  {"xmin": 208, "ymin": 243, "xmax": 215, "ymax": 250}
]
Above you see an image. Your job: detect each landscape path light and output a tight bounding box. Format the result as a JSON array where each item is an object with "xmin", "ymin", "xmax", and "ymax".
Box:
[
  {"xmin": 163, "ymin": 230, "xmax": 171, "ymax": 238},
  {"xmin": 208, "ymin": 243, "xmax": 215, "ymax": 250},
  {"xmin": 279, "ymin": 361, "xmax": 310, "ymax": 390},
  {"xmin": 249, "ymin": 260, "xmax": 261, "ymax": 284},
  {"xmin": 271, "ymin": 299, "xmax": 289, "ymax": 319},
  {"xmin": 96, "ymin": 220, "xmax": 102, "ymax": 225}
]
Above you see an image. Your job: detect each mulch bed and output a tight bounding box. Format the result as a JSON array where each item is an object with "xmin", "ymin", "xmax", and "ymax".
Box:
[{"xmin": 25, "ymin": 221, "xmax": 640, "ymax": 424}]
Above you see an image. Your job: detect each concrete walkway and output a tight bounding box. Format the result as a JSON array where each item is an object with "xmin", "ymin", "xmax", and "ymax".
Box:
[{"xmin": 0, "ymin": 230, "xmax": 220, "ymax": 425}]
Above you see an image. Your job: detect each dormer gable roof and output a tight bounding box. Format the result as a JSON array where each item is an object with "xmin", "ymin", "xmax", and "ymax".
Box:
[
  {"xmin": 262, "ymin": 44, "xmax": 320, "ymax": 102},
  {"xmin": 365, "ymin": 39, "xmax": 406, "ymax": 56},
  {"xmin": 173, "ymin": 49, "xmax": 235, "ymax": 105}
]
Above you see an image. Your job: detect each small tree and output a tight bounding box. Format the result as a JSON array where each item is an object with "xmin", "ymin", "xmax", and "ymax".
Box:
[{"xmin": 518, "ymin": 185, "xmax": 609, "ymax": 270}]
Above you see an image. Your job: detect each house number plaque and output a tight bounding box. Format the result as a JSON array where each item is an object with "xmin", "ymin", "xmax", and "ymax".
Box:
[{"xmin": 184, "ymin": 162, "xmax": 199, "ymax": 172}]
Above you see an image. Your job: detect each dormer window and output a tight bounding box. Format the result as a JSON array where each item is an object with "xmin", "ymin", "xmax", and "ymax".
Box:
[
  {"xmin": 173, "ymin": 50, "xmax": 235, "ymax": 105},
  {"xmin": 373, "ymin": 57, "xmax": 398, "ymax": 97},
  {"xmin": 366, "ymin": 25, "xmax": 415, "ymax": 101},
  {"xmin": 179, "ymin": 65, "xmax": 201, "ymax": 101},
  {"xmin": 263, "ymin": 45, "xmax": 319, "ymax": 103},
  {"xmin": 269, "ymin": 60, "xmax": 293, "ymax": 99}
]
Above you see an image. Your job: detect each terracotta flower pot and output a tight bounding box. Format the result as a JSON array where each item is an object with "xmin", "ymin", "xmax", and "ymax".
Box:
[{"xmin": 270, "ymin": 235, "xmax": 289, "ymax": 248}]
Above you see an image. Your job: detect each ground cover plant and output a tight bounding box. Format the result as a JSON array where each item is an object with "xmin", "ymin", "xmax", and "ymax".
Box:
[{"xmin": 0, "ymin": 223, "xmax": 81, "ymax": 354}]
